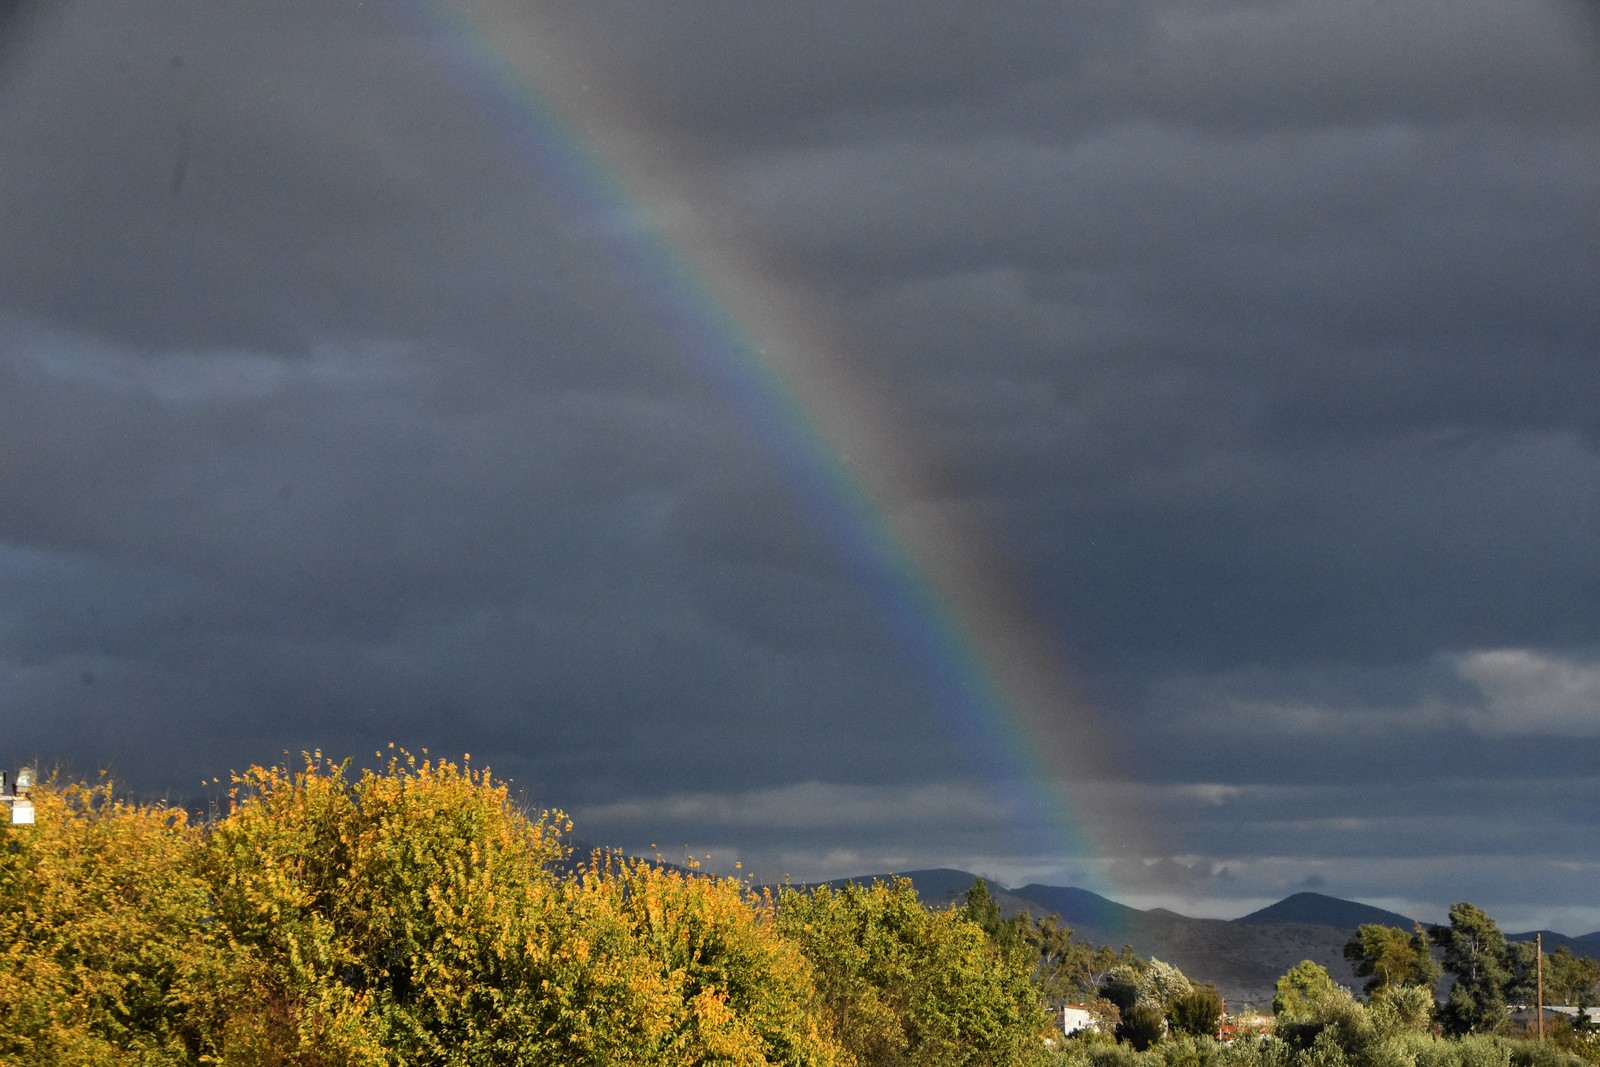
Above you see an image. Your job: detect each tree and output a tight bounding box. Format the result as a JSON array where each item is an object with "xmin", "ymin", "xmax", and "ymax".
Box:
[
  {"xmin": 962, "ymin": 878, "xmax": 1004, "ymax": 937},
  {"xmin": 0, "ymin": 776, "xmax": 215, "ymax": 1065},
  {"xmin": 777, "ymin": 877, "xmax": 1046, "ymax": 1067},
  {"xmin": 1273, "ymin": 960, "xmax": 1347, "ymax": 1023},
  {"xmin": 559, "ymin": 852, "xmax": 843, "ymax": 1066},
  {"xmin": 1506, "ymin": 939, "xmax": 1543, "ymax": 1007},
  {"xmin": 1098, "ymin": 971, "xmax": 1141, "ymax": 1018},
  {"xmin": 202, "ymin": 750, "xmax": 848, "ymax": 1066},
  {"xmin": 1016, "ymin": 914, "xmax": 1078, "ymax": 1005},
  {"xmin": 1343, "ymin": 923, "xmax": 1439, "ymax": 996},
  {"xmin": 1117, "ymin": 1003, "xmax": 1165, "ymax": 1052},
  {"xmin": 1096, "ymin": 957, "xmax": 1199, "ymax": 1048},
  {"xmin": 1272, "ymin": 960, "xmax": 1366, "ymax": 1056},
  {"xmin": 1435, "ymin": 902, "xmax": 1511, "ymax": 1036},
  {"xmin": 1168, "ymin": 984, "xmax": 1224, "ymax": 1039},
  {"xmin": 1001, "ymin": 911, "xmax": 1122, "ymax": 1008},
  {"xmin": 200, "ymin": 751, "xmax": 575, "ymax": 1063},
  {"xmin": 1546, "ymin": 948, "xmax": 1600, "ymax": 1006},
  {"xmin": 1367, "ymin": 984, "xmax": 1435, "ymax": 1035}
]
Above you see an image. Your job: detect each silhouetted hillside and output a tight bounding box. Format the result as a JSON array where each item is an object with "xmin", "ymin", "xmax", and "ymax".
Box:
[
  {"xmin": 1507, "ymin": 930, "xmax": 1600, "ymax": 956},
  {"xmin": 1237, "ymin": 892, "xmax": 1420, "ymax": 930},
  {"xmin": 1005, "ymin": 883, "xmax": 1146, "ymax": 941}
]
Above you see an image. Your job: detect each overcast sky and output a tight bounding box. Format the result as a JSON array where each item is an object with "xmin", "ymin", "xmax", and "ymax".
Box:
[{"xmin": 2, "ymin": 0, "xmax": 1597, "ymax": 934}]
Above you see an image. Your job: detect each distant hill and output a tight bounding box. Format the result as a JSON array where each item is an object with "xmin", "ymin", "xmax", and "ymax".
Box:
[
  {"xmin": 1237, "ymin": 892, "xmax": 1421, "ymax": 930},
  {"xmin": 1005, "ymin": 883, "xmax": 1146, "ymax": 942},
  {"xmin": 819, "ymin": 871, "xmax": 1371, "ymax": 1003},
  {"xmin": 1507, "ymin": 930, "xmax": 1600, "ymax": 956},
  {"xmin": 808, "ymin": 869, "xmax": 1598, "ymax": 1008}
]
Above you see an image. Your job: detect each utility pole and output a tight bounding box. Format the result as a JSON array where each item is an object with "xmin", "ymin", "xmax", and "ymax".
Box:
[{"xmin": 1537, "ymin": 932, "xmax": 1544, "ymax": 1040}]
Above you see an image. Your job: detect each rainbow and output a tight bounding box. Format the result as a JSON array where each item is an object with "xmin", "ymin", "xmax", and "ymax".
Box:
[{"xmin": 408, "ymin": 1, "xmax": 1163, "ymax": 894}]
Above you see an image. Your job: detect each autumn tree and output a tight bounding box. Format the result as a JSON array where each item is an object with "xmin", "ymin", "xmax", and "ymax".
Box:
[
  {"xmin": 199, "ymin": 750, "xmax": 577, "ymax": 1063},
  {"xmin": 203, "ymin": 750, "xmax": 851, "ymax": 1066},
  {"xmin": 553, "ymin": 852, "xmax": 843, "ymax": 1066},
  {"xmin": 0, "ymin": 776, "xmax": 214, "ymax": 1065}
]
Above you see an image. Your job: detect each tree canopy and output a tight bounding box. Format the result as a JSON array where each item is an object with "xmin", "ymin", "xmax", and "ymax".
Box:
[
  {"xmin": 1436, "ymin": 901, "xmax": 1512, "ymax": 1036},
  {"xmin": 1343, "ymin": 923, "xmax": 1439, "ymax": 996},
  {"xmin": 5, "ymin": 757, "xmax": 1600, "ymax": 1067},
  {"xmin": 777, "ymin": 876, "xmax": 1046, "ymax": 1067}
]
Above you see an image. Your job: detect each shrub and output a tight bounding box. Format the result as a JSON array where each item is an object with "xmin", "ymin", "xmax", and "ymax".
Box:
[
  {"xmin": 0, "ymin": 777, "xmax": 213, "ymax": 1066},
  {"xmin": 1170, "ymin": 987, "xmax": 1226, "ymax": 1039}
]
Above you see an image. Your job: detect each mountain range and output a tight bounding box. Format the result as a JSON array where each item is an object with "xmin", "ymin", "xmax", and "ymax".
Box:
[{"xmin": 821, "ymin": 869, "xmax": 1600, "ymax": 1006}]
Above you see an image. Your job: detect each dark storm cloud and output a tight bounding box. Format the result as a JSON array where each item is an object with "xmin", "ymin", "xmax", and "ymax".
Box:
[
  {"xmin": 527, "ymin": 0, "xmax": 1147, "ymax": 144},
  {"xmin": 2, "ymin": 0, "xmax": 1596, "ymax": 927},
  {"xmin": 0, "ymin": 320, "xmax": 958, "ymax": 799},
  {"xmin": 701, "ymin": 0, "xmax": 1600, "ymax": 681},
  {"xmin": 0, "ymin": 1, "xmax": 690, "ymax": 386}
]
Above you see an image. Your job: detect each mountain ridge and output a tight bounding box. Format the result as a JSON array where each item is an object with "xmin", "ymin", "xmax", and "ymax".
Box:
[
  {"xmin": 1236, "ymin": 891, "xmax": 1421, "ymax": 930},
  {"xmin": 813, "ymin": 868, "xmax": 1597, "ymax": 1006}
]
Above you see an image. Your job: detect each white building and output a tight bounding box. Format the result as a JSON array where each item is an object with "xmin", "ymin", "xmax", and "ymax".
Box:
[{"xmin": 1061, "ymin": 1005, "xmax": 1098, "ymax": 1035}]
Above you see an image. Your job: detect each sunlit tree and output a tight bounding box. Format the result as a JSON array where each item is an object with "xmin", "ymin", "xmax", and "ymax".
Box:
[
  {"xmin": 0, "ymin": 777, "xmax": 213, "ymax": 1065},
  {"xmin": 1343, "ymin": 922, "xmax": 1439, "ymax": 996},
  {"xmin": 777, "ymin": 877, "xmax": 1046, "ymax": 1067}
]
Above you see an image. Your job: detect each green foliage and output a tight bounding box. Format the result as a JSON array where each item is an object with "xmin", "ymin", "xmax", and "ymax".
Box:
[
  {"xmin": 964, "ymin": 879, "xmax": 1006, "ymax": 940},
  {"xmin": 1101, "ymin": 973, "xmax": 1142, "ymax": 1017},
  {"xmin": 1368, "ymin": 983, "xmax": 1436, "ymax": 1035},
  {"xmin": 1507, "ymin": 942, "xmax": 1547, "ymax": 1008},
  {"xmin": 1024, "ymin": 915, "xmax": 1098, "ymax": 1004},
  {"xmin": 1344, "ymin": 923, "xmax": 1440, "ymax": 996},
  {"xmin": 1545, "ymin": 949, "xmax": 1600, "ymax": 1007},
  {"xmin": 989, "ymin": 908, "xmax": 1128, "ymax": 1009},
  {"xmin": 1150, "ymin": 1032, "xmax": 1223, "ymax": 1067},
  {"xmin": 1169, "ymin": 986, "xmax": 1225, "ymax": 1039},
  {"xmin": 1092, "ymin": 957, "xmax": 1201, "ymax": 1050},
  {"xmin": 1271, "ymin": 961, "xmax": 1364, "ymax": 1056},
  {"xmin": 777, "ymin": 876, "xmax": 1047, "ymax": 1066},
  {"xmin": 1118, "ymin": 1004, "xmax": 1167, "ymax": 1052},
  {"xmin": 963, "ymin": 880, "xmax": 1120, "ymax": 1015},
  {"xmin": 1142, "ymin": 960, "xmax": 1197, "ymax": 1016},
  {"xmin": 1438, "ymin": 903, "xmax": 1513, "ymax": 1036},
  {"xmin": 1273, "ymin": 962, "xmax": 1348, "ymax": 1024},
  {"xmin": 1056, "ymin": 1038, "xmax": 1142, "ymax": 1067}
]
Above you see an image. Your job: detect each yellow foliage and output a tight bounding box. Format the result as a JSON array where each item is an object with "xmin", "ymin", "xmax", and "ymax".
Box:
[
  {"xmin": 0, "ymin": 754, "xmax": 1033, "ymax": 1066},
  {"xmin": 0, "ymin": 777, "xmax": 210, "ymax": 1065}
]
